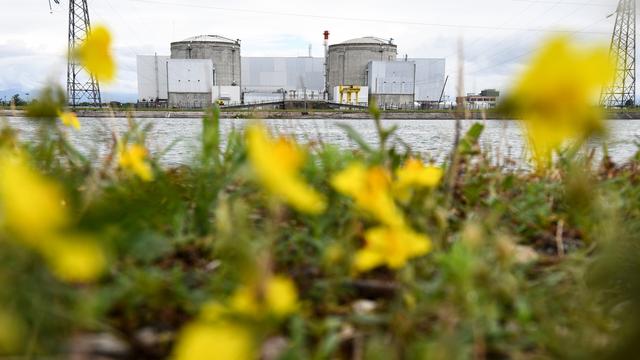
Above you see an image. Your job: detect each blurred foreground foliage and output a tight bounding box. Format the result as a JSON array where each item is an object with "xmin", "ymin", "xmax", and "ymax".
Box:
[
  {"xmin": 0, "ymin": 92, "xmax": 639, "ymax": 359},
  {"xmin": 0, "ymin": 28, "xmax": 638, "ymax": 359}
]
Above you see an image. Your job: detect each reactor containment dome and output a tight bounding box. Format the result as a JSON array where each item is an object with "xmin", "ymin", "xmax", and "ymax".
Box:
[
  {"xmin": 170, "ymin": 35, "xmax": 241, "ymax": 87},
  {"xmin": 327, "ymin": 36, "xmax": 397, "ymax": 99}
]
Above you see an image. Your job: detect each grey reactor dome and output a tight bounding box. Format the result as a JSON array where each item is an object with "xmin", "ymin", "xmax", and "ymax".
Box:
[
  {"xmin": 326, "ymin": 36, "xmax": 398, "ymax": 99},
  {"xmin": 336, "ymin": 36, "xmax": 397, "ymax": 45},
  {"xmin": 170, "ymin": 35, "xmax": 241, "ymax": 86}
]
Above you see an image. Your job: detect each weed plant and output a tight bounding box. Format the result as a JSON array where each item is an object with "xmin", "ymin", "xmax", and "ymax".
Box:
[{"xmin": 0, "ymin": 28, "xmax": 639, "ymax": 360}]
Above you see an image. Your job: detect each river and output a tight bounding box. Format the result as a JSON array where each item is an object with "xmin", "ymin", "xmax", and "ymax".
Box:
[{"xmin": 3, "ymin": 117, "xmax": 640, "ymax": 168}]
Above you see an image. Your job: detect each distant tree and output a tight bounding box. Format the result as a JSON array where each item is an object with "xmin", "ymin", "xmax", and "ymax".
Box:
[
  {"xmin": 625, "ymin": 99, "xmax": 635, "ymax": 108},
  {"xmin": 11, "ymin": 94, "xmax": 26, "ymax": 106}
]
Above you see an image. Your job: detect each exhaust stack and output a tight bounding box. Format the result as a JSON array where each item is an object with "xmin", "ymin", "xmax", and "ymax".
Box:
[{"xmin": 323, "ymin": 31, "xmax": 330, "ymax": 100}]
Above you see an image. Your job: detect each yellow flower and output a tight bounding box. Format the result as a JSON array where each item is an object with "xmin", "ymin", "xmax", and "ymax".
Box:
[
  {"xmin": 0, "ymin": 152, "xmax": 106, "ymax": 283},
  {"xmin": 230, "ymin": 275, "xmax": 299, "ymax": 318},
  {"xmin": 0, "ymin": 311, "xmax": 23, "ymax": 353},
  {"xmin": 396, "ymin": 159, "xmax": 443, "ymax": 188},
  {"xmin": 394, "ymin": 158, "xmax": 443, "ymax": 201},
  {"xmin": 118, "ymin": 143, "xmax": 153, "ymax": 181},
  {"xmin": 508, "ymin": 36, "xmax": 613, "ymax": 169},
  {"xmin": 42, "ymin": 235, "xmax": 106, "ymax": 283},
  {"xmin": 324, "ymin": 243, "xmax": 345, "ymax": 265},
  {"xmin": 354, "ymin": 226, "xmax": 432, "ymax": 272},
  {"xmin": 199, "ymin": 302, "xmax": 228, "ymax": 322},
  {"xmin": 264, "ymin": 276, "xmax": 299, "ymax": 316},
  {"xmin": 331, "ymin": 163, "xmax": 405, "ymax": 227},
  {"xmin": 0, "ymin": 153, "xmax": 68, "ymax": 242},
  {"xmin": 246, "ymin": 124, "xmax": 326, "ymax": 214},
  {"xmin": 172, "ymin": 276, "xmax": 297, "ymax": 360},
  {"xmin": 76, "ymin": 25, "xmax": 116, "ymax": 83},
  {"xmin": 173, "ymin": 322, "xmax": 255, "ymax": 360},
  {"xmin": 58, "ymin": 111, "xmax": 80, "ymax": 130}
]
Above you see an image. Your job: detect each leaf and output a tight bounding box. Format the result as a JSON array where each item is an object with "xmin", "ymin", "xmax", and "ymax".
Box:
[
  {"xmin": 458, "ymin": 122, "xmax": 485, "ymax": 155},
  {"xmin": 25, "ymin": 85, "xmax": 66, "ymax": 119},
  {"xmin": 380, "ymin": 124, "xmax": 399, "ymax": 146},
  {"xmin": 369, "ymin": 99, "xmax": 381, "ymax": 121},
  {"xmin": 202, "ymin": 106, "xmax": 221, "ymax": 166}
]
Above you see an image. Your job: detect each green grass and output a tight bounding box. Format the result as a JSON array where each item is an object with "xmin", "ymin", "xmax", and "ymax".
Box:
[{"xmin": 1, "ymin": 100, "xmax": 640, "ymax": 359}]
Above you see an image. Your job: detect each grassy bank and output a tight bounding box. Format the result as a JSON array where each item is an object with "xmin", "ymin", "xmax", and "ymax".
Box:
[
  {"xmin": 5, "ymin": 106, "xmax": 640, "ymax": 120},
  {"xmin": 1, "ymin": 104, "xmax": 640, "ymax": 358},
  {"xmin": 3, "ymin": 30, "xmax": 640, "ymax": 359},
  {"xmin": 0, "ymin": 108, "xmax": 490, "ymax": 120}
]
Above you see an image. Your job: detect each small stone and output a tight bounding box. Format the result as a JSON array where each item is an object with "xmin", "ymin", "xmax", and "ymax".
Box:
[
  {"xmin": 352, "ymin": 299, "xmax": 377, "ymax": 315},
  {"xmin": 514, "ymin": 245, "xmax": 539, "ymax": 264}
]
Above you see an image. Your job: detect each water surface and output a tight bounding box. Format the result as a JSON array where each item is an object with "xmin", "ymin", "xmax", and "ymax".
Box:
[{"xmin": 4, "ymin": 117, "xmax": 640, "ymax": 167}]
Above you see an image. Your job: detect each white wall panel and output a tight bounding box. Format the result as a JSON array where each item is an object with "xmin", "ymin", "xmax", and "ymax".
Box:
[
  {"xmin": 367, "ymin": 61, "xmax": 415, "ymax": 95},
  {"xmin": 242, "ymin": 57, "xmax": 324, "ymax": 92},
  {"xmin": 410, "ymin": 58, "xmax": 446, "ymax": 102},
  {"xmin": 213, "ymin": 86, "xmax": 241, "ymax": 104},
  {"xmin": 167, "ymin": 59, "xmax": 214, "ymax": 93},
  {"xmin": 137, "ymin": 55, "xmax": 169, "ymax": 101}
]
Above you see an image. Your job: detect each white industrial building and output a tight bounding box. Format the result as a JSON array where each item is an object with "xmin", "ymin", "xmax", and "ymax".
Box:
[
  {"xmin": 136, "ymin": 55, "xmax": 241, "ymax": 108},
  {"xmin": 136, "ymin": 34, "xmax": 446, "ymax": 109},
  {"xmin": 367, "ymin": 61, "xmax": 415, "ymax": 106},
  {"xmin": 241, "ymin": 57, "xmax": 324, "ymax": 103},
  {"xmin": 167, "ymin": 59, "xmax": 213, "ymax": 108},
  {"xmin": 137, "ymin": 35, "xmax": 242, "ymax": 108},
  {"xmin": 365, "ymin": 58, "xmax": 446, "ymax": 107},
  {"xmin": 324, "ymin": 36, "xmax": 445, "ymax": 107},
  {"xmin": 411, "ymin": 58, "xmax": 447, "ymax": 103},
  {"xmin": 136, "ymin": 55, "xmax": 169, "ymax": 104}
]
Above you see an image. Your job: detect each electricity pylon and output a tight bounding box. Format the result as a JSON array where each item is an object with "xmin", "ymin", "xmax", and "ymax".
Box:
[
  {"xmin": 601, "ymin": 0, "xmax": 636, "ymax": 108},
  {"xmin": 67, "ymin": 0, "xmax": 101, "ymax": 107}
]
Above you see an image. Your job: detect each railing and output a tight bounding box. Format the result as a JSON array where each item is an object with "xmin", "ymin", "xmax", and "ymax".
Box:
[{"xmin": 134, "ymin": 99, "xmax": 483, "ymax": 111}]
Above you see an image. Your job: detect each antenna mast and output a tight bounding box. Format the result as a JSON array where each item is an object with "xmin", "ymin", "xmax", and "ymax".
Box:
[
  {"xmin": 67, "ymin": 0, "xmax": 102, "ymax": 107},
  {"xmin": 601, "ymin": 0, "xmax": 636, "ymax": 108}
]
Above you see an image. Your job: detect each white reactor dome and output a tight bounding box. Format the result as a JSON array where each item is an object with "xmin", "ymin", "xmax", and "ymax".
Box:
[
  {"xmin": 337, "ymin": 36, "xmax": 395, "ymax": 45},
  {"xmin": 177, "ymin": 35, "xmax": 239, "ymax": 44}
]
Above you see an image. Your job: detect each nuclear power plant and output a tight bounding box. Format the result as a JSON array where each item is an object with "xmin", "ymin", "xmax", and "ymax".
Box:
[
  {"xmin": 137, "ymin": 32, "xmax": 446, "ymax": 109},
  {"xmin": 326, "ymin": 36, "xmax": 397, "ymax": 99}
]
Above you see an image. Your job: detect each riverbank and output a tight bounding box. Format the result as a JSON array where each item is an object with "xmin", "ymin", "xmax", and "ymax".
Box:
[
  {"xmin": 0, "ymin": 109, "xmax": 486, "ymax": 120},
  {"xmin": 2, "ymin": 109, "xmax": 640, "ymax": 358},
  {"xmin": 3, "ymin": 108, "xmax": 640, "ymax": 120}
]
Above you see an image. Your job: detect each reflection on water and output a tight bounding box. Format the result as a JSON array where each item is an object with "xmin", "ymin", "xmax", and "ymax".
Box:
[{"xmin": 4, "ymin": 117, "xmax": 640, "ymax": 167}]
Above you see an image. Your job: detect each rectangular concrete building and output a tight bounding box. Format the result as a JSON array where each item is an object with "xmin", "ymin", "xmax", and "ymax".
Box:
[
  {"xmin": 137, "ymin": 55, "xmax": 169, "ymax": 102},
  {"xmin": 368, "ymin": 61, "xmax": 416, "ymax": 94},
  {"xmin": 410, "ymin": 58, "xmax": 446, "ymax": 103},
  {"xmin": 167, "ymin": 59, "xmax": 214, "ymax": 108},
  {"xmin": 241, "ymin": 57, "xmax": 324, "ymax": 99},
  {"xmin": 241, "ymin": 57, "xmax": 325, "ymax": 103},
  {"xmin": 367, "ymin": 61, "xmax": 415, "ymax": 106}
]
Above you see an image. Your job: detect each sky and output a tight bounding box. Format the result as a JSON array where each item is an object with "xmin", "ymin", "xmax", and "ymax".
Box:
[{"xmin": 0, "ymin": 0, "xmax": 620, "ymax": 102}]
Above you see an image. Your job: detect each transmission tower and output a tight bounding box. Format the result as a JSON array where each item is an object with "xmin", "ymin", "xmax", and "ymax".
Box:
[
  {"xmin": 67, "ymin": 0, "xmax": 101, "ymax": 107},
  {"xmin": 601, "ymin": 0, "xmax": 636, "ymax": 108}
]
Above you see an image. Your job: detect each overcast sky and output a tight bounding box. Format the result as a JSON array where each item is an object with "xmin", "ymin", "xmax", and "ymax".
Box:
[{"xmin": 0, "ymin": 0, "xmax": 619, "ymax": 101}]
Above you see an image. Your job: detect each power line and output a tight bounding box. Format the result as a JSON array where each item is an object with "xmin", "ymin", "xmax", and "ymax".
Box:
[
  {"xmin": 441, "ymin": 0, "xmax": 539, "ymax": 59},
  {"xmin": 128, "ymin": 0, "xmax": 608, "ymax": 34},
  {"xmin": 467, "ymin": 0, "xmax": 597, "ymax": 66},
  {"xmin": 466, "ymin": 0, "xmax": 606, "ymax": 71},
  {"xmin": 91, "ymin": 0, "xmax": 161, "ymax": 86},
  {"xmin": 455, "ymin": 0, "xmax": 566, "ymax": 61},
  {"xmin": 511, "ymin": 0, "xmax": 612, "ymax": 6},
  {"xmin": 468, "ymin": 14, "xmax": 611, "ymax": 75}
]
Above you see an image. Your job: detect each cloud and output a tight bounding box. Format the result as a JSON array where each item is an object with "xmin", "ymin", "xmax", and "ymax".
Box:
[{"xmin": 0, "ymin": 0, "xmax": 616, "ymax": 101}]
